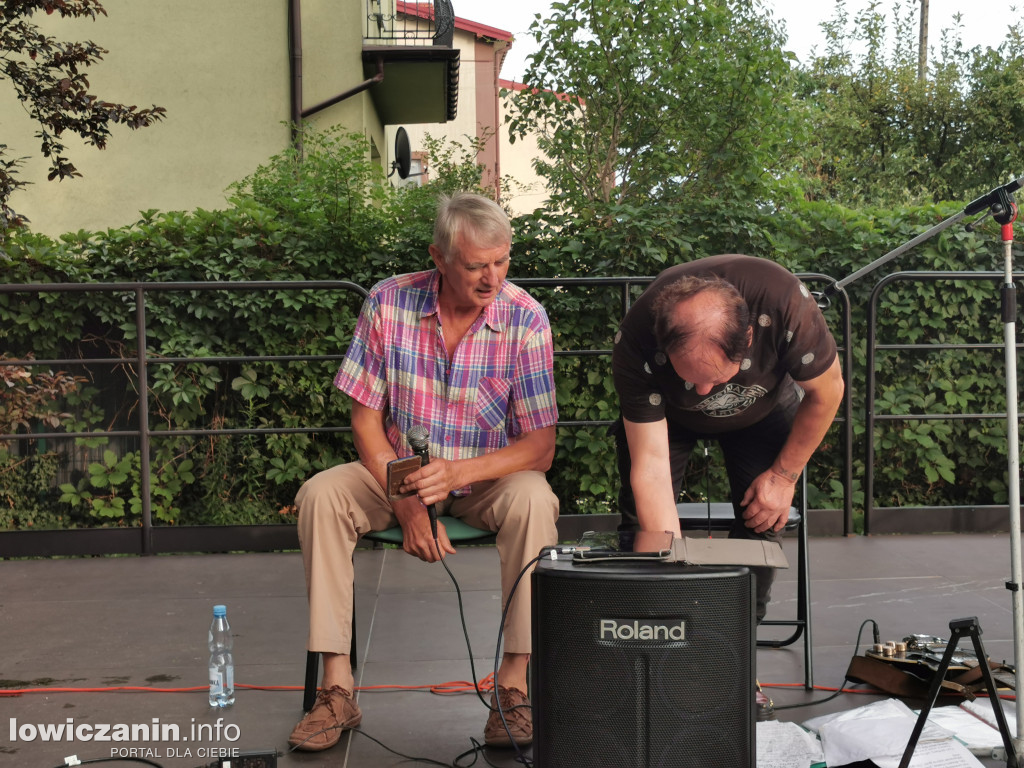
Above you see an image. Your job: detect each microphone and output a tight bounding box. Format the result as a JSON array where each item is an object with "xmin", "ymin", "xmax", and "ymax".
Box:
[{"xmin": 406, "ymin": 425, "xmax": 438, "ymax": 539}]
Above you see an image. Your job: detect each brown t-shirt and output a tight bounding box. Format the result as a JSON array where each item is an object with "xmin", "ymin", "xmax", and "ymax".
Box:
[{"xmin": 612, "ymin": 254, "xmax": 837, "ymax": 434}]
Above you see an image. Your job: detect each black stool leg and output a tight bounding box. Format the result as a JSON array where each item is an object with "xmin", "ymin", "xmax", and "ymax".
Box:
[
  {"xmin": 302, "ymin": 651, "xmax": 319, "ymax": 712},
  {"xmin": 302, "ymin": 622, "xmax": 356, "ymax": 713},
  {"xmin": 797, "ymin": 504, "xmax": 813, "ymax": 689}
]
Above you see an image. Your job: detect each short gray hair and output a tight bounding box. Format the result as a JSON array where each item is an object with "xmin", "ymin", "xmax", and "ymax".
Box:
[{"xmin": 433, "ymin": 192, "xmax": 511, "ymax": 262}]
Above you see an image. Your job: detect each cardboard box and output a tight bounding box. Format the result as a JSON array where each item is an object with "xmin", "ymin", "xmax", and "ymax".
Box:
[{"xmin": 671, "ymin": 536, "xmax": 789, "ymax": 568}]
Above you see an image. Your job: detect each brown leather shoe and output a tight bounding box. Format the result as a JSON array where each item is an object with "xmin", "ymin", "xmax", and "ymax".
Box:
[
  {"xmin": 288, "ymin": 685, "xmax": 362, "ymax": 752},
  {"xmin": 484, "ymin": 685, "xmax": 533, "ymax": 747}
]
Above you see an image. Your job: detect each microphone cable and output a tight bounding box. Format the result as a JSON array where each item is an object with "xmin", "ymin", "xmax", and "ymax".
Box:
[
  {"xmin": 482, "ymin": 552, "xmax": 549, "ymax": 768},
  {"xmin": 406, "ymin": 426, "xmax": 502, "ymax": 706},
  {"xmin": 405, "ymin": 424, "xmax": 540, "ymax": 764},
  {"xmin": 430, "ymin": 532, "xmax": 545, "ymax": 767},
  {"xmin": 772, "ymin": 618, "xmax": 879, "ymax": 712},
  {"xmin": 432, "ymin": 535, "xmax": 490, "ymax": 707}
]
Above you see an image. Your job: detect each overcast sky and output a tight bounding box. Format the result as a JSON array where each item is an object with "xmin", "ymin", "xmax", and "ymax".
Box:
[{"xmin": 451, "ymin": 0, "xmax": 1016, "ymax": 81}]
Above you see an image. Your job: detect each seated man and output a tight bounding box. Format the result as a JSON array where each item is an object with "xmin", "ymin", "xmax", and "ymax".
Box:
[
  {"xmin": 288, "ymin": 192, "xmax": 559, "ymax": 752},
  {"xmin": 613, "ymin": 254, "xmax": 844, "ymax": 622}
]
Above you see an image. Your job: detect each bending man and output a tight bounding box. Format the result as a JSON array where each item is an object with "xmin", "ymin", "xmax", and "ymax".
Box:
[{"xmin": 613, "ymin": 254, "xmax": 843, "ymax": 621}]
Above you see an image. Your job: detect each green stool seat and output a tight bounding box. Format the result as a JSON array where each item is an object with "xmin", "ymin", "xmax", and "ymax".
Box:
[{"xmin": 363, "ymin": 515, "xmax": 496, "ymax": 545}]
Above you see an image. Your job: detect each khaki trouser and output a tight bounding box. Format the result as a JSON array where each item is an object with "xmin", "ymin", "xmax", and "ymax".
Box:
[{"xmin": 296, "ymin": 462, "xmax": 559, "ymax": 655}]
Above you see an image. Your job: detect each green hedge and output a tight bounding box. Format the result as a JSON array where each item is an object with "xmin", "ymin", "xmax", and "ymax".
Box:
[{"xmin": 0, "ymin": 131, "xmax": 1016, "ymax": 531}]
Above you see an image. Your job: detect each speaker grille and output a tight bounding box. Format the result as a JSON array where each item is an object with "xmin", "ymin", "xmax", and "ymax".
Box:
[{"xmin": 532, "ymin": 560, "xmax": 755, "ymax": 768}]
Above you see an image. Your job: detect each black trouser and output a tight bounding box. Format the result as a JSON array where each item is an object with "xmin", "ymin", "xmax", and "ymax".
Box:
[{"xmin": 614, "ymin": 392, "xmax": 800, "ymax": 622}]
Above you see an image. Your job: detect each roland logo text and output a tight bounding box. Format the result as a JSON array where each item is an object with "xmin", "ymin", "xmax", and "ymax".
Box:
[{"xmin": 599, "ymin": 619, "xmax": 686, "ymax": 642}]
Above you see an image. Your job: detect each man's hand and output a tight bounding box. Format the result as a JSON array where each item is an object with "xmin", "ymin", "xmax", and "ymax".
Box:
[
  {"xmin": 391, "ymin": 494, "xmax": 456, "ymax": 562},
  {"xmin": 739, "ymin": 357, "xmax": 842, "ymax": 535},
  {"xmin": 740, "ymin": 469, "xmax": 796, "ymax": 534},
  {"xmin": 400, "ymin": 456, "xmax": 462, "ymax": 508}
]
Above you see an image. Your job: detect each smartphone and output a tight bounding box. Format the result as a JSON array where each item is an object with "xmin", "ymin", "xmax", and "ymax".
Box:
[
  {"xmin": 572, "ymin": 529, "xmax": 674, "ymax": 562},
  {"xmin": 386, "ymin": 455, "xmax": 422, "ymax": 501}
]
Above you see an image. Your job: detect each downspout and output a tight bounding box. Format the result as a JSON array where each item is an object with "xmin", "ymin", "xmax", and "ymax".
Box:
[
  {"xmin": 287, "ymin": 1, "xmax": 385, "ymax": 143},
  {"xmin": 492, "ymin": 42, "xmax": 509, "ymax": 202},
  {"xmin": 301, "ymin": 56, "xmax": 385, "ymax": 120},
  {"xmin": 289, "ymin": 0, "xmax": 303, "ymax": 148}
]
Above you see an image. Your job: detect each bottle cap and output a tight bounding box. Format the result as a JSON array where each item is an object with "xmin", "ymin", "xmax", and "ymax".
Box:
[{"xmin": 213, "ymin": 605, "xmax": 227, "ymax": 617}]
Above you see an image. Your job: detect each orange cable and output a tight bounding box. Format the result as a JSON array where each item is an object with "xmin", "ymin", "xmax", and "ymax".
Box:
[
  {"xmin": 0, "ymin": 675, "xmax": 497, "ymax": 698},
  {"xmin": 10, "ymin": 677, "xmax": 1009, "ymax": 702}
]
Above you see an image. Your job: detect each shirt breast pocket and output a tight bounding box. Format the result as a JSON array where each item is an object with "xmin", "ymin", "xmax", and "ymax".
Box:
[{"xmin": 475, "ymin": 377, "xmax": 512, "ymax": 431}]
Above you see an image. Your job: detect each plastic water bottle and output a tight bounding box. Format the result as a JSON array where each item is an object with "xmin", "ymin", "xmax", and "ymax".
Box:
[{"xmin": 207, "ymin": 604, "xmax": 235, "ymax": 707}]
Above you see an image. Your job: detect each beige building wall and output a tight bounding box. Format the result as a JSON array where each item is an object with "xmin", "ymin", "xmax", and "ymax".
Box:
[
  {"xmin": 498, "ymin": 81, "xmax": 550, "ymax": 217},
  {"xmin": 390, "ymin": 23, "xmax": 481, "ymax": 181},
  {"xmin": 1, "ymin": 0, "xmax": 383, "ymax": 237},
  {"xmin": 385, "ymin": 17, "xmax": 550, "ymax": 218}
]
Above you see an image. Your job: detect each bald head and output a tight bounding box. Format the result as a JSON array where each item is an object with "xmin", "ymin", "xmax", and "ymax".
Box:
[{"xmin": 652, "ymin": 275, "xmax": 750, "ymax": 362}]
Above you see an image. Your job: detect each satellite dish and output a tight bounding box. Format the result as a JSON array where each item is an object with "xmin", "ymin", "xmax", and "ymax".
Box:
[{"xmin": 391, "ymin": 127, "xmax": 412, "ymax": 179}]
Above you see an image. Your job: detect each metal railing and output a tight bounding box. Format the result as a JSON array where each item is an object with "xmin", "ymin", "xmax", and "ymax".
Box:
[
  {"xmin": 864, "ymin": 271, "xmax": 1024, "ymax": 533},
  {"xmin": 364, "ymin": 0, "xmax": 454, "ymax": 47},
  {"xmin": 1, "ymin": 274, "xmax": 852, "ymax": 556}
]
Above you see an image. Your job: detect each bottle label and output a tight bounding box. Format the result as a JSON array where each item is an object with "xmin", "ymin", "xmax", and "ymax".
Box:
[{"xmin": 209, "ymin": 667, "xmax": 223, "ymax": 695}]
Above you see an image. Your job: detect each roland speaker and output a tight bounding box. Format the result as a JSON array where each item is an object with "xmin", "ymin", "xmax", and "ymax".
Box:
[{"xmin": 531, "ymin": 558, "xmax": 756, "ymax": 768}]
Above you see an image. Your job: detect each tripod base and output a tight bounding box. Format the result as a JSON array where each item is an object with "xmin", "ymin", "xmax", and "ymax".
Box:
[{"xmin": 899, "ymin": 617, "xmax": 1018, "ymax": 768}]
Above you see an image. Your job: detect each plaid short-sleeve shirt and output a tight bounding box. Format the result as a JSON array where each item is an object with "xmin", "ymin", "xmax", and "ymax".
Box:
[{"xmin": 335, "ymin": 270, "xmax": 558, "ymax": 487}]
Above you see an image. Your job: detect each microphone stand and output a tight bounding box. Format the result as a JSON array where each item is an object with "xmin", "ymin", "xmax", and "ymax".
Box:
[
  {"xmin": 817, "ymin": 177, "xmax": 1022, "ymax": 304},
  {"xmin": 997, "ymin": 199, "xmax": 1023, "ymax": 765},
  {"xmin": 818, "ymin": 176, "xmax": 1023, "ymax": 765}
]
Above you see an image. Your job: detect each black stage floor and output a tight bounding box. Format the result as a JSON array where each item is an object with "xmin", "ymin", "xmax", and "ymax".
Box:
[{"xmin": 2, "ymin": 532, "xmax": 1019, "ymax": 767}]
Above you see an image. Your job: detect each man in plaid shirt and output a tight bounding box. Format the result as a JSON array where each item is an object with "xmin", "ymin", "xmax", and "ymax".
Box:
[{"xmin": 289, "ymin": 193, "xmax": 559, "ymax": 752}]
